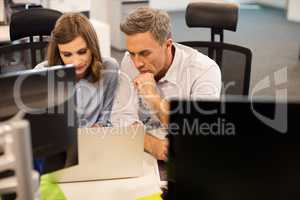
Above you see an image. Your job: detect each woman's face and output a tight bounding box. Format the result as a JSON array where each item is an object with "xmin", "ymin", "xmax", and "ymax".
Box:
[{"xmin": 58, "ymin": 36, "xmax": 92, "ymax": 80}]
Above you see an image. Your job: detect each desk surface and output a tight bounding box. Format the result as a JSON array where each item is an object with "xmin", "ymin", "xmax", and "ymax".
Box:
[
  {"xmin": 0, "ymin": 25, "xmax": 10, "ymax": 43},
  {"xmin": 59, "ymin": 152, "xmax": 162, "ymax": 200}
]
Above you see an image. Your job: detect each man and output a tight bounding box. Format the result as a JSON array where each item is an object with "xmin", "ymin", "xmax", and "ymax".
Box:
[{"xmin": 111, "ymin": 7, "xmax": 221, "ymax": 160}]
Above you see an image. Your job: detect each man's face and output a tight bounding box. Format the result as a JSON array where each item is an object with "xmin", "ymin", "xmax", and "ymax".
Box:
[{"xmin": 125, "ymin": 32, "xmax": 172, "ymax": 78}]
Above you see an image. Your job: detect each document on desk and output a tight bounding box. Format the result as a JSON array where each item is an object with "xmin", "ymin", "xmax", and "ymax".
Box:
[{"xmin": 59, "ymin": 152, "xmax": 162, "ymax": 200}]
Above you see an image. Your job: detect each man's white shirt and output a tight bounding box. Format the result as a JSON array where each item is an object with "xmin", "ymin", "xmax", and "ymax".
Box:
[{"xmin": 111, "ymin": 42, "xmax": 221, "ymax": 138}]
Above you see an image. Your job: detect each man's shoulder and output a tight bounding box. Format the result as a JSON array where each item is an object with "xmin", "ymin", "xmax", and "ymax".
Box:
[
  {"xmin": 175, "ymin": 42, "xmax": 218, "ymax": 70},
  {"xmin": 174, "ymin": 43, "xmax": 221, "ymax": 83},
  {"xmin": 120, "ymin": 52, "xmax": 139, "ymax": 78}
]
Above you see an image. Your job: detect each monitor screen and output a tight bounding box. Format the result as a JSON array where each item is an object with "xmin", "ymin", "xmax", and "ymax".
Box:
[
  {"xmin": 167, "ymin": 96, "xmax": 300, "ymax": 200},
  {"xmin": 0, "ymin": 65, "xmax": 78, "ymax": 174}
]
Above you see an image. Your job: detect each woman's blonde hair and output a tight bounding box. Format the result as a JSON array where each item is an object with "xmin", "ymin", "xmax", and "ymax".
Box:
[{"xmin": 47, "ymin": 12, "xmax": 102, "ymax": 82}]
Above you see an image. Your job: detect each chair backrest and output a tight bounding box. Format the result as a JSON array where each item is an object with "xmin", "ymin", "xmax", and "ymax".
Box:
[
  {"xmin": 10, "ymin": 8, "xmax": 61, "ymax": 41},
  {"xmin": 180, "ymin": 2, "xmax": 252, "ymax": 96},
  {"xmin": 0, "ymin": 8, "xmax": 62, "ymax": 74},
  {"xmin": 186, "ymin": 1, "xmax": 238, "ymax": 42},
  {"xmin": 180, "ymin": 41, "xmax": 251, "ymax": 96}
]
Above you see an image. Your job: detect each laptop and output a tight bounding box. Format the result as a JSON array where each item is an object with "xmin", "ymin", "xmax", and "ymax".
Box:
[
  {"xmin": 54, "ymin": 125, "xmax": 145, "ymax": 183},
  {"xmin": 167, "ymin": 96, "xmax": 300, "ymax": 200}
]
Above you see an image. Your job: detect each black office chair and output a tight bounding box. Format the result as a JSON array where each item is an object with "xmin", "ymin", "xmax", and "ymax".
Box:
[
  {"xmin": 179, "ymin": 2, "xmax": 252, "ymax": 96},
  {"xmin": 0, "ymin": 8, "xmax": 62, "ymax": 74}
]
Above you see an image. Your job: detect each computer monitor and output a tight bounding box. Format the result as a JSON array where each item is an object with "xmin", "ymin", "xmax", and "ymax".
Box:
[
  {"xmin": 167, "ymin": 96, "xmax": 300, "ymax": 200},
  {"xmin": 0, "ymin": 65, "xmax": 78, "ymax": 174}
]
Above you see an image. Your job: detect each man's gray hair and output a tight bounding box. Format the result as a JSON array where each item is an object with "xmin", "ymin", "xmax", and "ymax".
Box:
[{"xmin": 120, "ymin": 6, "xmax": 171, "ymax": 45}]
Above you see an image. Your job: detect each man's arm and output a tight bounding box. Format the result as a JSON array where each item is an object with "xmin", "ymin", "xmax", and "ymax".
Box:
[
  {"xmin": 111, "ymin": 56, "xmax": 168, "ymax": 160},
  {"xmin": 132, "ymin": 72, "xmax": 169, "ymax": 161},
  {"xmin": 111, "ymin": 56, "xmax": 140, "ymax": 127},
  {"xmin": 133, "ymin": 73, "xmax": 170, "ymax": 126},
  {"xmin": 144, "ymin": 133, "xmax": 168, "ymax": 161}
]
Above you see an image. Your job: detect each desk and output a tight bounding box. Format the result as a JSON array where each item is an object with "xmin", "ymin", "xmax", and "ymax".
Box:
[
  {"xmin": 0, "ymin": 25, "xmax": 10, "ymax": 43},
  {"xmin": 59, "ymin": 152, "xmax": 162, "ymax": 200}
]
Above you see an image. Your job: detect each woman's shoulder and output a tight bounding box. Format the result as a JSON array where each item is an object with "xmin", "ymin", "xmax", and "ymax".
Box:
[
  {"xmin": 102, "ymin": 57, "xmax": 119, "ymax": 71},
  {"xmin": 34, "ymin": 61, "xmax": 49, "ymax": 70},
  {"xmin": 100, "ymin": 57, "xmax": 119, "ymax": 81},
  {"xmin": 99, "ymin": 57, "xmax": 119, "ymax": 88}
]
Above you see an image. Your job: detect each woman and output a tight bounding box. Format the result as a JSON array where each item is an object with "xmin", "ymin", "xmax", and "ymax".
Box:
[{"xmin": 36, "ymin": 12, "xmax": 119, "ymax": 127}]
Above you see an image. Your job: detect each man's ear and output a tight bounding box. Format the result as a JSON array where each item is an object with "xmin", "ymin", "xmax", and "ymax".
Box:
[
  {"xmin": 167, "ymin": 38, "xmax": 173, "ymax": 47},
  {"xmin": 166, "ymin": 38, "xmax": 173, "ymax": 49}
]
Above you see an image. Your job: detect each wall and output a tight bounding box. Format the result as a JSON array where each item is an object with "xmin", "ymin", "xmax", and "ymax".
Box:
[
  {"xmin": 150, "ymin": 0, "xmax": 288, "ymax": 11},
  {"xmin": 47, "ymin": 0, "xmax": 90, "ymax": 12},
  {"xmin": 226, "ymin": 0, "xmax": 256, "ymax": 3},
  {"xmin": 43, "ymin": 0, "xmax": 111, "ymax": 57},
  {"xmin": 44, "ymin": 0, "xmax": 290, "ymax": 20},
  {"xmin": 90, "ymin": 0, "xmax": 109, "ymax": 23},
  {"xmin": 45, "ymin": 0, "xmax": 110, "ymax": 23},
  {"xmin": 287, "ymin": 0, "xmax": 300, "ymax": 22},
  {"xmin": 149, "ymin": 0, "xmax": 244, "ymax": 11},
  {"xmin": 256, "ymin": 0, "xmax": 287, "ymax": 8},
  {"xmin": 149, "ymin": 0, "xmax": 188, "ymax": 11},
  {"xmin": 0, "ymin": 0, "xmax": 5, "ymax": 23}
]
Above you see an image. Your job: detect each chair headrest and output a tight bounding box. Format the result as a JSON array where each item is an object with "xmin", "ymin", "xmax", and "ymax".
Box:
[
  {"xmin": 10, "ymin": 8, "xmax": 62, "ymax": 41},
  {"xmin": 185, "ymin": 2, "xmax": 238, "ymax": 31}
]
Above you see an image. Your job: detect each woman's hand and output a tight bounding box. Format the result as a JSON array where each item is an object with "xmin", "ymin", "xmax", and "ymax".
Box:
[{"xmin": 91, "ymin": 123, "xmax": 102, "ymax": 128}]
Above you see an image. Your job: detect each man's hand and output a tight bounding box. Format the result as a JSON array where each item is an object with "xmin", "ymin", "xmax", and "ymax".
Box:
[
  {"xmin": 133, "ymin": 73, "xmax": 157, "ymax": 97},
  {"xmin": 133, "ymin": 72, "xmax": 169, "ymax": 126},
  {"xmin": 144, "ymin": 134, "xmax": 168, "ymax": 161}
]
